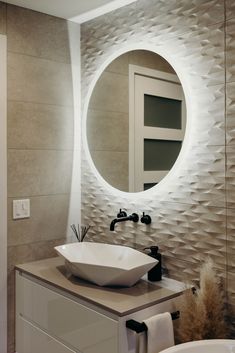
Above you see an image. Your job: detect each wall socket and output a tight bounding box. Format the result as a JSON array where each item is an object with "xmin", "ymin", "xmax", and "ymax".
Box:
[{"xmin": 13, "ymin": 199, "xmax": 30, "ymax": 220}]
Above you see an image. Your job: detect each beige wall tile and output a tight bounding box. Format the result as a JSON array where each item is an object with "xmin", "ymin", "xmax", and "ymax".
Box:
[
  {"xmin": 134, "ymin": 202, "xmax": 226, "ymax": 275},
  {"xmin": 227, "ymin": 0, "xmax": 235, "ymax": 20},
  {"xmin": 164, "ymin": 255, "xmax": 226, "ymax": 285},
  {"xmin": 6, "ymin": 6, "xmax": 77, "ymax": 353},
  {"xmin": 227, "ymin": 208, "xmax": 235, "ymax": 271},
  {"xmin": 92, "ymin": 151, "xmax": 129, "ymax": 192},
  {"xmin": 8, "ymin": 239, "xmax": 66, "ymax": 273},
  {"xmin": 7, "ymin": 4, "xmax": 72, "ymax": 63},
  {"xmin": 8, "ymin": 238, "xmax": 65, "ymax": 272},
  {"xmin": 81, "ymin": 1, "xmax": 228, "ymax": 295},
  {"xmin": 226, "ymin": 82, "xmax": 235, "ymax": 145},
  {"xmin": 0, "ymin": 1, "xmax": 6, "ymax": 34},
  {"xmin": 8, "ymin": 52, "xmax": 73, "ymax": 106},
  {"xmin": 226, "ymin": 19, "xmax": 235, "ymax": 83},
  {"xmin": 8, "ymin": 101, "xmax": 74, "ymax": 150},
  {"xmin": 8, "ymin": 194, "xmax": 71, "ymax": 246},
  {"xmin": 8, "ymin": 149, "xmax": 73, "ymax": 197},
  {"xmin": 8, "ymin": 240, "xmax": 66, "ymax": 277},
  {"xmin": 226, "ymin": 145, "xmax": 235, "ymax": 208},
  {"xmin": 87, "ymin": 109, "xmax": 128, "ymax": 152},
  {"xmin": 89, "ymin": 71, "xmax": 129, "ymax": 113},
  {"xmin": 163, "ymin": 257, "xmax": 199, "ymax": 283}
]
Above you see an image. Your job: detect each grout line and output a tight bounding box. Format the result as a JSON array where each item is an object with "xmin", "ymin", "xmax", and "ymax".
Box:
[
  {"xmin": 7, "ymin": 147, "xmax": 74, "ymax": 152},
  {"xmin": 7, "ymin": 98, "xmax": 74, "ymax": 109},
  {"xmin": 7, "ymin": 98, "xmax": 76, "ymax": 109},
  {"xmin": 8, "ymin": 193, "xmax": 73, "ymax": 199},
  {"xmin": 8, "ymin": 237, "xmax": 67, "ymax": 248},
  {"xmin": 7, "ymin": 49, "xmax": 72, "ymax": 66}
]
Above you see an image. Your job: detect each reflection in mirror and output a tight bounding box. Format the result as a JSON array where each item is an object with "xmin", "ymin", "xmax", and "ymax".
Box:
[{"xmin": 87, "ymin": 50, "xmax": 186, "ymax": 193}]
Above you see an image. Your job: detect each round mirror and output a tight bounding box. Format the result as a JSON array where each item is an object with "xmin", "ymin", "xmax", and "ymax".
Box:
[{"xmin": 86, "ymin": 50, "xmax": 186, "ymax": 193}]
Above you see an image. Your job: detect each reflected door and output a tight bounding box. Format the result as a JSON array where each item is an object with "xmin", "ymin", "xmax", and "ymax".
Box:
[{"xmin": 129, "ymin": 66, "xmax": 185, "ymax": 192}]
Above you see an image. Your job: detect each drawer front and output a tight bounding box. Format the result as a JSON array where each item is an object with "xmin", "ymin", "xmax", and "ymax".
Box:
[
  {"xmin": 16, "ymin": 316, "xmax": 77, "ymax": 353},
  {"xmin": 16, "ymin": 273, "xmax": 118, "ymax": 353}
]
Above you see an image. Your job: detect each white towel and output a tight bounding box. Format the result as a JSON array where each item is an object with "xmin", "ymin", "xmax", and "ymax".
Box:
[{"xmin": 143, "ymin": 312, "xmax": 175, "ymax": 353}]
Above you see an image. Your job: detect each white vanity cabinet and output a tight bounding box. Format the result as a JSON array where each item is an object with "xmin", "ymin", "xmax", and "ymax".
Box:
[
  {"xmin": 16, "ymin": 272, "xmax": 118, "ymax": 353},
  {"xmin": 15, "ymin": 258, "xmax": 184, "ymax": 353}
]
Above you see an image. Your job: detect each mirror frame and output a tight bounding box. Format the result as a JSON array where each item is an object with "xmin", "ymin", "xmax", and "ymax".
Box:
[{"xmin": 82, "ymin": 44, "xmax": 191, "ymax": 198}]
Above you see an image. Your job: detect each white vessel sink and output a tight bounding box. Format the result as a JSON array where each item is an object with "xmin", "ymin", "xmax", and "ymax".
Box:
[{"xmin": 54, "ymin": 242, "xmax": 158, "ymax": 287}]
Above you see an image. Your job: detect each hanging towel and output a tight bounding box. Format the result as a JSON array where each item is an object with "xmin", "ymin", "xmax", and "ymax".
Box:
[{"xmin": 143, "ymin": 312, "xmax": 175, "ymax": 353}]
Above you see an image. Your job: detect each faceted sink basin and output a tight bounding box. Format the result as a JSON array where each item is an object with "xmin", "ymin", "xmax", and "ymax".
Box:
[{"xmin": 54, "ymin": 242, "xmax": 158, "ymax": 287}]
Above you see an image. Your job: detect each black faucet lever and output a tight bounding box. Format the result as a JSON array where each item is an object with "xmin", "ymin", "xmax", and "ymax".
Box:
[
  {"xmin": 117, "ymin": 209, "xmax": 127, "ymax": 218},
  {"xmin": 110, "ymin": 212, "xmax": 139, "ymax": 231},
  {"xmin": 141, "ymin": 212, "xmax": 151, "ymax": 225}
]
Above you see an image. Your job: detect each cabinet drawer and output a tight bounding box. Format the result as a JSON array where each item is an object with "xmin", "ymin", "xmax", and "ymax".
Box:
[
  {"xmin": 16, "ymin": 316, "xmax": 77, "ymax": 353},
  {"xmin": 16, "ymin": 273, "xmax": 118, "ymax": 353}
]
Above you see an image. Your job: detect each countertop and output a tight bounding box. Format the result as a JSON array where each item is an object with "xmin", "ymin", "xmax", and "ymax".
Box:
[{"xmin": 15, "ymin": 257, "xmax": 185, "ymax": 316}]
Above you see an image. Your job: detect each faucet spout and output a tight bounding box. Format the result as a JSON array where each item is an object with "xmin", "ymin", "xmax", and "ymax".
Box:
[{"xmin": 110, "ymin": 213, "xmax": 139, "ymax": 231}]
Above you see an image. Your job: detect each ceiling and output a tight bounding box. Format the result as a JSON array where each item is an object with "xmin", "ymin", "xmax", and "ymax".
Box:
[{"xmin": 4, "ymin": 0, "xmax": 137, "ymax": 23}]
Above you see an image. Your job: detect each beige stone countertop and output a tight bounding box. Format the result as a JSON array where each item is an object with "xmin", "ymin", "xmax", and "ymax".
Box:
[{"xmin": 15, "ymin": 256, "xmax": 185, "ymax": 316}]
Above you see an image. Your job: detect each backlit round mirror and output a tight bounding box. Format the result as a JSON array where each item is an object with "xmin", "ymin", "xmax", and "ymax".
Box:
[{"xmin": 86, "ymin": 50, "xmax": 186, "ymax": 193}]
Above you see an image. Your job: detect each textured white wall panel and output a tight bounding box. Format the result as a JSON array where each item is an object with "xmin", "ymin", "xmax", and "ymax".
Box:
[
  {"xmin": 81, "ymin": 0, "xmax": 234, "ymax": 335},
  {"xmin": 81, "ymin": 0, "xmax": 226, "ymax": 271},
  {"xmin": 226, "ymin": 82, "xmax": 235, "ymax": 146},
  {"xmin": 226, "ymin": 19, "xmax": 235, "ymax": 82}
]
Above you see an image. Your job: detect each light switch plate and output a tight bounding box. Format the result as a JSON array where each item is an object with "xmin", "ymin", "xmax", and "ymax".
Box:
[{"xmin": 13, "ymin": 199, "xmax": 30, "ymax": 220}]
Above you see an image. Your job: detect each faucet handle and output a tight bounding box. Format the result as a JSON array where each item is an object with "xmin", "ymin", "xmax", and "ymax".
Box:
[
  {"xmin": 117, "ymin": 209, "xmax": 127, "ymax": 218},
  {"xmin": 141, "ymin": 212, "xmax": 151, "ymax": 225}
]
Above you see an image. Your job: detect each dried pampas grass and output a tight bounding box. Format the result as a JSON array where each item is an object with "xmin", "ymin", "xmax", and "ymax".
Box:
[
  {"xmin": 177, "ymin": 287, "xmax": 206, "ymax": 342},
  {"xmin": 177, "ymin": 258, "xmax": 227, "ymax": 343}
]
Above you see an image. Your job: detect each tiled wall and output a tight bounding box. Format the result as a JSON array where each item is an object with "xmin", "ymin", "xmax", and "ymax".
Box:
[
  {"xmin": 81, "ymin": 0, "xmax": 235, "ymax": 335},
  {"xmin": 0, "ymin": 3, "xmax": 79, "ymax": 352}
]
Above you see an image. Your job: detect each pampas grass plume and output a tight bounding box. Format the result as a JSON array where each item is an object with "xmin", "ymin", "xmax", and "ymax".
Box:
[
  {"xmin": 177, "ymin": 258, "xmax": 227, "ymax": 343},
  {"xmin": 178, "ymin": 287, "xmax": 206, "ymax": 342},
  {"xmin": 198, "ymin": 258, "xmax": 226, "ymax": 338}
]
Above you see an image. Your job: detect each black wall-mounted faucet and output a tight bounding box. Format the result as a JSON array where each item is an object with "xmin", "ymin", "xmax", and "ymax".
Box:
[{"xmin": 110, "ymin": 210, "xmax": 139, "ymax": 231}]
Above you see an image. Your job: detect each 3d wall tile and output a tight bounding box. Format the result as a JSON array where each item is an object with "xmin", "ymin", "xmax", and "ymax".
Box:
[
  {"xmin": 226, "ymin": 19, "xmax": 235, "ymax": 82},
  {"xmin": 226, "ymin": 0, "xmax": 235, "ymax": 21},
  {"xmin": 81, "ymin": 0, "xmax": 226, "ymax": 261},
  {"xmin": 226, "ymin": 145, "xmax": 235, "ymax": 209},
  {"xmin": 226, "ymin": 81, "xmax": 235, "ymax": 146},
  {"xmin": 81, "ymin": 0, "xmax": 234, "ymax": 331}
]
